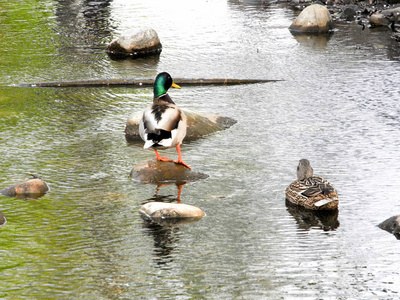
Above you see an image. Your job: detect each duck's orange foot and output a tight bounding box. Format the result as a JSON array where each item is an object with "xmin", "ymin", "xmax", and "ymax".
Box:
[
  {"xmin": 173, "ymin": 160, "xmax": 191, "ymax": 170},
  {"xmin": 155, "ymin": 156, "xmax": 173, "ymax": 162}
]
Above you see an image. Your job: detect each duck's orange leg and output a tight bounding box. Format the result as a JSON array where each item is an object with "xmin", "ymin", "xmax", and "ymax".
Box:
[
  {"xmin": 175, "ymin": 182, "xmax": 187, "ymax": 203},
  {"xmin": 173, "ymin": 145, "xmax": 191, "ymax": 169},
  {"xmin": 154, "ymin": 149, "xmax": 172, "ymax": 162}
]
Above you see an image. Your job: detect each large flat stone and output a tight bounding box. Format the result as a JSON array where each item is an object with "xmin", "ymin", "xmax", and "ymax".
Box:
[
  {"xmin": 140, "ymin": 202, "xmax": 205, "ymax": 220},
  {"xmin": 125, "ymin": 109, "xmax": 236, "ymax": 141},
  {"xmin": 130, "ymin": 160, "xmax": 208, "ymax": 184}
]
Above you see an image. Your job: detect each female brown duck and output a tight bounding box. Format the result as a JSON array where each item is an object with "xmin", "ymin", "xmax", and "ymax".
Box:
[{"xmin": 286, "ymin": 159, "xmax": 338, "ymax": 210}]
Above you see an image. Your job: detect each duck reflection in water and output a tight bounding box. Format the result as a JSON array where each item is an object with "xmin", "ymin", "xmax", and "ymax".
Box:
[
  {"xmin": 141, "ymin": 213, "xmax": 182, "ymax": 269},
  {"xmin": 146, "ymin": 181, "xmax": 187, "ymax": 203},
  {"xmin": 286, "ymin": 200, "xmax": 340, "ymax": 231}
]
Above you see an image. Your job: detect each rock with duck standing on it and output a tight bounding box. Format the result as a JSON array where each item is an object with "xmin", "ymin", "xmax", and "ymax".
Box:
[
  {"xmin": 0, "ymin": 174, "xmax": 50, "ymax": 199},
  {"xmin": 140, "ymin": 202, "xmax": 205, "ymax": 224},
  {"xmin": 130, "ymin": 159, "xmax": 208, "ymax": 184},
  {"xmin": 106, "ymin": 28, "xmax": 162, "ymax": 59},
  {"xmin": 289, "ymin": 4, "xmax": 334, "ymax": 34}
]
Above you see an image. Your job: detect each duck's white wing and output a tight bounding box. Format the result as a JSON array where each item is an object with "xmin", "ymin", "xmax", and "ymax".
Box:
[{"xmin": 140, "ymin": 104, "xmax": 186, "ymax": 149}]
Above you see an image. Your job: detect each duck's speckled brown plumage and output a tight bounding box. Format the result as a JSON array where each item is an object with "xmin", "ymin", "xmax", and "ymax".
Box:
[{"xmin": 286, "ymin": 159, "xmax": 339, "ymax": 210}]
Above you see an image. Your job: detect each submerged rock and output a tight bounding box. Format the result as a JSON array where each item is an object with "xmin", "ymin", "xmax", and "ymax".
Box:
[
  {"xmin": 140, "ymin": 202, "xmax": 205, "ymax": 221},
  {"xmin": 289, "ymin": 4, "xmax": 334, "ymax": 34},
  {"xmin": 125, "ymin": 109, "xmax": 237, "ymax": 141},
  {"xmin": 0, "ymin": 174, "xmax": 50, "ymax": 199},
  {"xmin": 378, "ymin": 215, "xmax": 400, "ymax": 239},
  {"xmin": 0, "ymin": 211, "xmax": 6, "ymax": 227},
  {"xmin": 130, "ymin": 160, "xmax": 208, "ymax": 184},
  {"xmin": 106, "ymin": 28, "xmax": 162, "ymax": 59}
]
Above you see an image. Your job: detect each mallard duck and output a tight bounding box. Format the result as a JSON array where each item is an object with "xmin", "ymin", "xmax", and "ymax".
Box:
[
  {"xmin": 139, "ymin": 72, "xmax": 191, "ymax": 169},
  {"xmin": 285, "ymin": 159, "xmax": 338, "ymax": 210}
]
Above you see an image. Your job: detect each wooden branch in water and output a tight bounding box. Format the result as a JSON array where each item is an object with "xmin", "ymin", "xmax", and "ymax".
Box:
[{"xmin": 14, "ymin": 78, "xmax": 283, "ymax": 88}]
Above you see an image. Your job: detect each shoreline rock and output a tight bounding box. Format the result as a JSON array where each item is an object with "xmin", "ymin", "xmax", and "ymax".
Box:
[
  {"xmin": 289, "ymin": 4, "xmax": 334, "ymax": 34},
  {"xmin": 288, "ymin": 0, "xmax": 400, "ymax": 48},
  {"xmin": 370, "ymin": 7, "xmax": 400, "ymax": 27}
]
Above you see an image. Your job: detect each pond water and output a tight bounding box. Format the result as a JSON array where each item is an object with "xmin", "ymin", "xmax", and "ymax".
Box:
[{"xmin": 1, "ymin": 0, "xmax": 400, "ymax": 298}]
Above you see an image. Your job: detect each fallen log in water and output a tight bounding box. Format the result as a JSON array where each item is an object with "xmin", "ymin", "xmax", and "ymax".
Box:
[{"xmin": 13, "ymin": 78, "xmax": 282, "ymax": 88}]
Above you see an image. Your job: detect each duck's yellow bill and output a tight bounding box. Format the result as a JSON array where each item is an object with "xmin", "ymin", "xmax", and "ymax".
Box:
[{"xmin": 171, "ymin": 82, "xmax": 181, "ymax": 89}]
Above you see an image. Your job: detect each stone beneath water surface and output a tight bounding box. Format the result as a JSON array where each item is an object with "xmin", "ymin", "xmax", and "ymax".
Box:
[
  {"xmin": 289, "ymin": 4, "xmax": 333, "ymax": 34},
  {"xmin": 0, "ymin": 175, "xmax": 50, "ymax": 199},
  {"xmin": 130, "ymin": 160, "xmax": 208, "ymax": 184},
  {"xmin": 106, "ymin": 28, "xmax": 162, "ymax": 59},
  {"xmin": 125, "ymin": 109, "xmax": 237, "ymax": 141},
  {"xmin": 0, "ymin": 211, "xmax": 6, "ymax": 227},
  {"xmin": 140, "ymin": 202, "xmax": 205, "ymax": 223},
  {"xmin": 378, "ymin": 215, "xmax": 400, "ymax": 239}
]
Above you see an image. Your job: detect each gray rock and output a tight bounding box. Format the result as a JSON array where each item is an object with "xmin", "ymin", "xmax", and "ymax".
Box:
[
  {"xmin": 107, "ymin": 28, "xmax": 162, "ymax": 59},
  {"xmin": 289, "ymin": 4, "xmax": 334, "ymax": 34},
  {"xmin": 378, "ymin": 215, "xmax": 400, "ymax": 239}
]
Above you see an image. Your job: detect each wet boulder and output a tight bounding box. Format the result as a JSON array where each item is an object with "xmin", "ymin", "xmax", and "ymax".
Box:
[
  {"xmin": 369, "ymin": 13, "xmax": 390, "ymax": 27},
  {"xmin": 125, "ymin": 109, "xmax": 237, "ymax": 141},
  {"xmin": 370, "ymin": 7, "xmax": 400, "ymax": 27},
  {"xmin": 140, "ymin": 202, "xmax": 205, "ymax": 221},
  {"xmin": 289, "ymin": 4, "xmax": 334, "ymax": 34},
  {"xmin": 378, "ymin": 215, "xmax": 400, "ymax": 239},
  {"xmin": 0, "ymin": 174, "xmax": 50, "ymax": 199},
  {"xmin": 131, "ymin": 160, "xmax": 208, "ymax": 184},
  {"xmin": 106, "ymin": 28, "xmax": 162, "ymax": 59}
]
